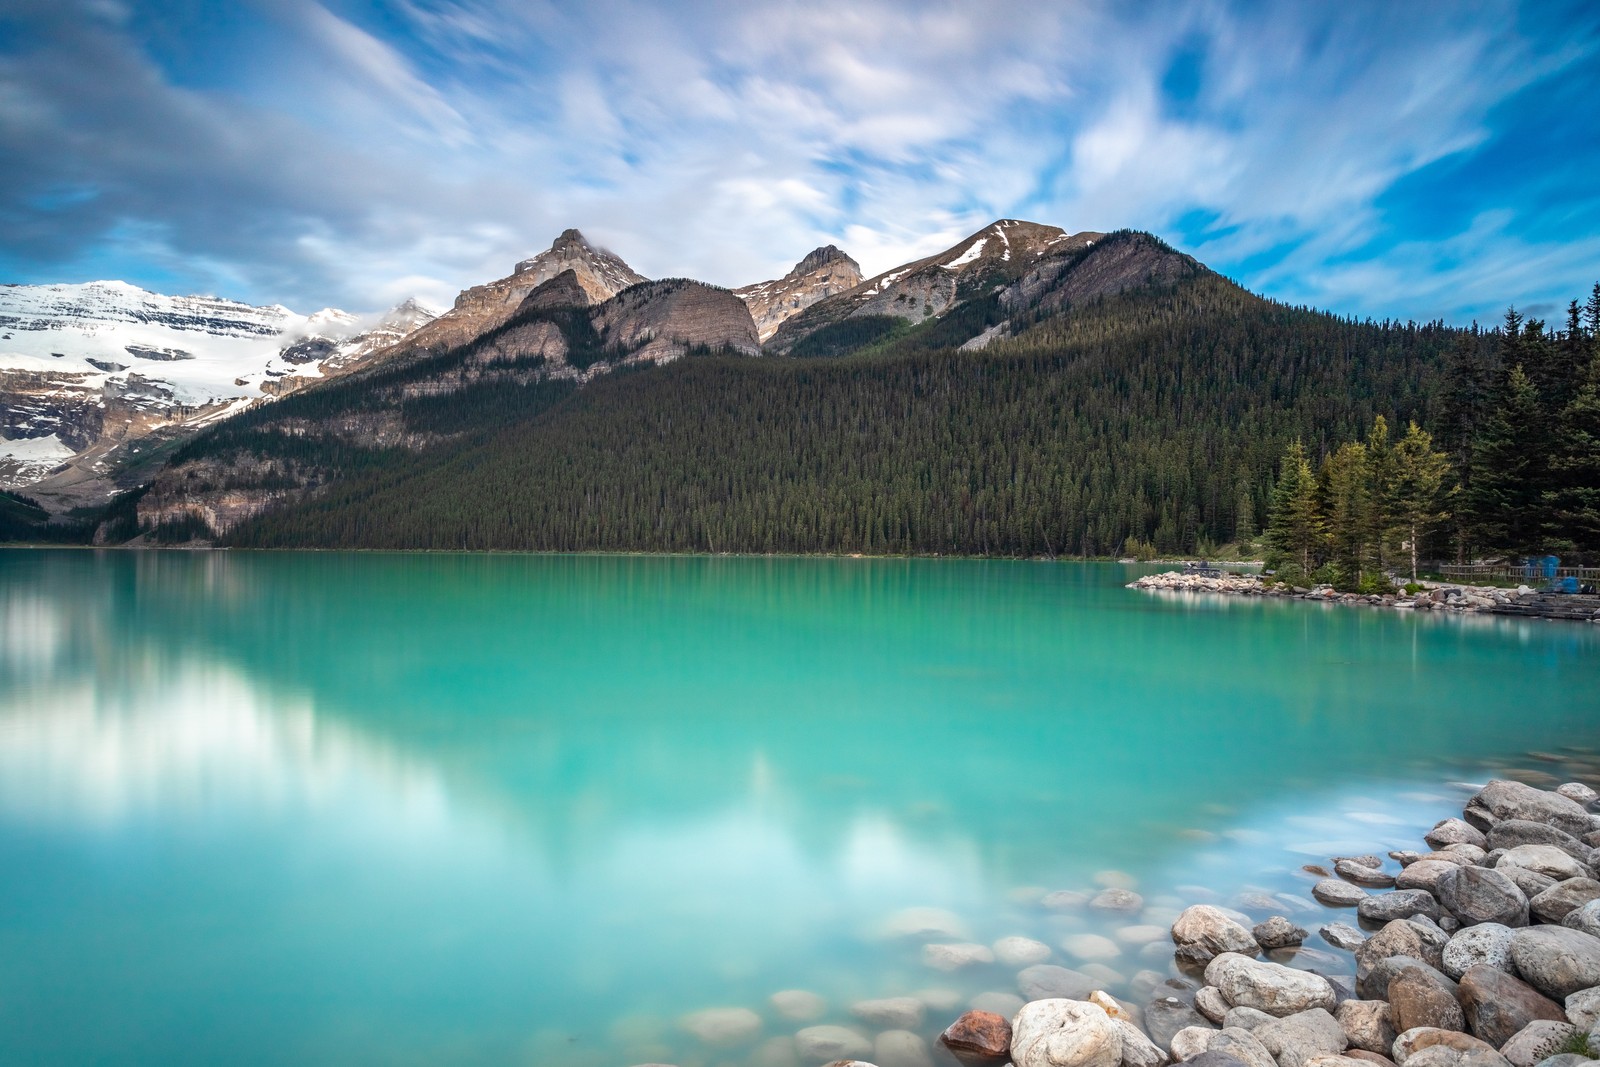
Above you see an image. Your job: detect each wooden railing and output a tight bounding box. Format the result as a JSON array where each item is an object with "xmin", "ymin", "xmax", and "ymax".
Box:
[{"xmin": 1438, "ymin": 563, "xmax": 1600, "ymax": 581}]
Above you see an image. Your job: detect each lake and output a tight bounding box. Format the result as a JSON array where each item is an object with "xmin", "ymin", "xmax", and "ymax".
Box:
[{"xmin": 1, "ymin": 550, "xmax": 1596, "ymax": 1067}]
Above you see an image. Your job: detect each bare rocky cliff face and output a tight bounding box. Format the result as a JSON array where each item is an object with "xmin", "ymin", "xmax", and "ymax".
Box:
[
  {"xmin": 593, "ymin": 279, "xmax": 761, "ymax": 362},
  {"xmin": 391, "ymin": 229, "xmax": 648, "ymax": 356},
  {"xmin": 763, "ymin": 224, "xmax": 1203, "ymax": 355},
  {"xmin": 734, "ymin": 245, "xmax": 862, "ymax": 342},
  {"xmin": 768, "ymin": 220, "xmax": 1101, "ymax": 353}
]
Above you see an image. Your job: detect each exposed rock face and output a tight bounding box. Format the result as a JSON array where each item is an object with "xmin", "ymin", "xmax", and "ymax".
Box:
[
  {"xmin": 515, "ymin": 228, "xmax": 645, "ymax": 298},
  {"xmin": 768, "ymin": 220, "xmax": 1106, "ymax": 354},
  {"xmin": 591, "ymin": 278, "xmax": 761, "ymax": 362},
  {"xmin": 999, "ymin": 230, "xmax": 1198, "ymax": 318},
  {"xmin": 1019, "ymin": 965, "xmax": 1097, "ymax": 1001},
  {"xmin": 734, "ymin": 245, "xmax": 863, "ymax": 342},
  {"xmin": 393, "ymin": 229, "xmax": 647, "ymax": 356}
]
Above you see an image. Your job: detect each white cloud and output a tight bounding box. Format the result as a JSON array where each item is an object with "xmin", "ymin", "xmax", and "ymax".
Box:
[{"xmin": 4, "ymin": 0, "xmax": 1597, "ymax": 323}]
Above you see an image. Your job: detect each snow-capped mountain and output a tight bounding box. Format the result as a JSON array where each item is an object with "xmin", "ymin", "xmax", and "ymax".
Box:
[
  {"xmin": 0, "ymin": 281, "xmax": 435, "ymax": 499},
  {"xmin": 734, "ymin": 245, "xmax": 862, "ymax": 342}
]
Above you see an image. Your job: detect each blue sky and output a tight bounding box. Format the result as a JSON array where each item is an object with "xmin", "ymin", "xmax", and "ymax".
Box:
[{"xmin": 2, "ymin": 0, "xmax": 1597, "ymax": 325}]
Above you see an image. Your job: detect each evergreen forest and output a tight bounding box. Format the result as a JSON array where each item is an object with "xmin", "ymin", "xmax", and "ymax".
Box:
[{"xmin": 221, "ymin": 273, "xmax": 1466, "ymax": 556}]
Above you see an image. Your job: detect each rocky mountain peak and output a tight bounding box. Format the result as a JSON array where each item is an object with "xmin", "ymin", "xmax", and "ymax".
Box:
[
  {"xmin": 513, "ymin": 229, "xmax": 645, "ymax": 301},
  {"xmin": 380, "ymin": 298, "xmax": 438, "ymax": 332},
  {"xmin": 549, "ymin": 228, "xmax": 590, "ymax": 253},
  {"xmin": 735, "ymin": 244, "xmax": 865, "ymax": 343},
  {"xmin": 794, "ymin": 245, "xmax": 859, "ymax": 276}
]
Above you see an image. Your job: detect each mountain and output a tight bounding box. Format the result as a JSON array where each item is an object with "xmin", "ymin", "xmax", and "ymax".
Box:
[
  {"xmin": 389, "ymin": 229, "xmax": 648, "ymax": 356},
  {"xmin": 131, "ymin": 269, "xmax": 759, "ymax": 537},
  {"xmin": 767, "ymin": 220, "xmax": 1105, "ymax": 354},
  {"xmin": 0, "ymin": 282, "xmax": 436, "ymax": 508},
  {"xmin": 101, "ymin": 225, "xmax": 1466, "ymax": 556},
  {"xmin": 734, "ymin": 245, "xmax": 862, "ymax": 341}
]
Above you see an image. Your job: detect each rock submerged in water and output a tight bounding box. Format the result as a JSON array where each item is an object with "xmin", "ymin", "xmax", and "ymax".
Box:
[
  {"xmin": 1146, "ymin": 995, "xmax": 1215, "ymax": 1052},
  {"xmin": 794, "ymin": 1024, "xmax": 873, "ymax": 1063},
  {"xmin": 771, "ymin": 989, "xmax": 828, "ymax": 1021},
  {"xmin": 1337, "ymin": 861, "xmax": 1397, "ymax": 889},
  {"xmin": 923, "ymin": 942, "xmax": 996, "ymax": 971},
  {"xmin": 1091, "ymin": 888, "xmax": 1146, "ymax": 914},
  {"xmin": 1019, "ymin": 964, "xmax": 1097, "ymax": 1001},
  {"xmin": 995, "ymin": 935, "xmax": 1054, "ymax": 966},
  {"xmin": 875, "ymin": 1028, "xmax": 934, "ymax": 1067},
  {"xmin": 679, "ymin": 1006, "xmax": 763, "ymax": 1046},
  {"xmin": 851, "ymin": 996, "xmax": 925, "ymax": 1030}
]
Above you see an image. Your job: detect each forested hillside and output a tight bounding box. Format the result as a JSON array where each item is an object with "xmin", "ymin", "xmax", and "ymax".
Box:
[{"xmin": 222, "ymin": 271, "xmax": 1469, "ymax": 556}]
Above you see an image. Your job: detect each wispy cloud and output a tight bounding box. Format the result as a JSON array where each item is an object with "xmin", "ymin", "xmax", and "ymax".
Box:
[{"xmin": 0, "ymin": 0, "xmax": 1596, "ymax": 323}]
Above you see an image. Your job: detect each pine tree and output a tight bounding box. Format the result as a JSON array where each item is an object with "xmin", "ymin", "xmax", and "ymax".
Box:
[
  {"xmin": 1266, "ymin": 440, "xmax": 1323, "ymax": 576},
  {"xmin": 1435, "ymin": 335, "xmax": 1487, "ymax": 561},
  {"xmin": 1466, "ymin": 364, "xmax": 1544, "ymax": 555},
  {"xmin": 1547, "ymin": 354, "xmax": 1600, "ymax": 552},
  {"xmin": 1233, "ymin": 473, "xmax": 1257, "ymax": 545},
  {"xmin": 1321, "ymin": 441, "xmax": 1370, "ymax": 586},
  {"xmin": 1364, "ymin": 415, "xmax": 1394, "ymax": 571},
  {"xmin": 1388, "ymin": 421, "xmax": 1453, "ymax": 580}
]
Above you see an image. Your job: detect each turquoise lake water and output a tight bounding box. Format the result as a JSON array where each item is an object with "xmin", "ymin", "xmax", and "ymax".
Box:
[{"xmin": 0, "ymin": 550, "xmax": 1596, "ymax": 1067}]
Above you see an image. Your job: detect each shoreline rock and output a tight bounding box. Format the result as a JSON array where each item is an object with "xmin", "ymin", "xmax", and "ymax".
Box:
[{"xmin": 1125, "ymin": 572, "xmax": 1579, "ymax": 618}]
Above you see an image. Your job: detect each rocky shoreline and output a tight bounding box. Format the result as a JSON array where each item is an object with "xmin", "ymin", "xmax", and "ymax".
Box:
[
  {"xmin": 635, "ymin": 771, "xmax": 1600, "ymax": 1067},
  {"xmin": 1128, "ymin": 572, "xmax": 1559, "ymax": 616},
  {"xmin": 920, "ymin": 776, "xmax": 1600, "ymax": 1067}
]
